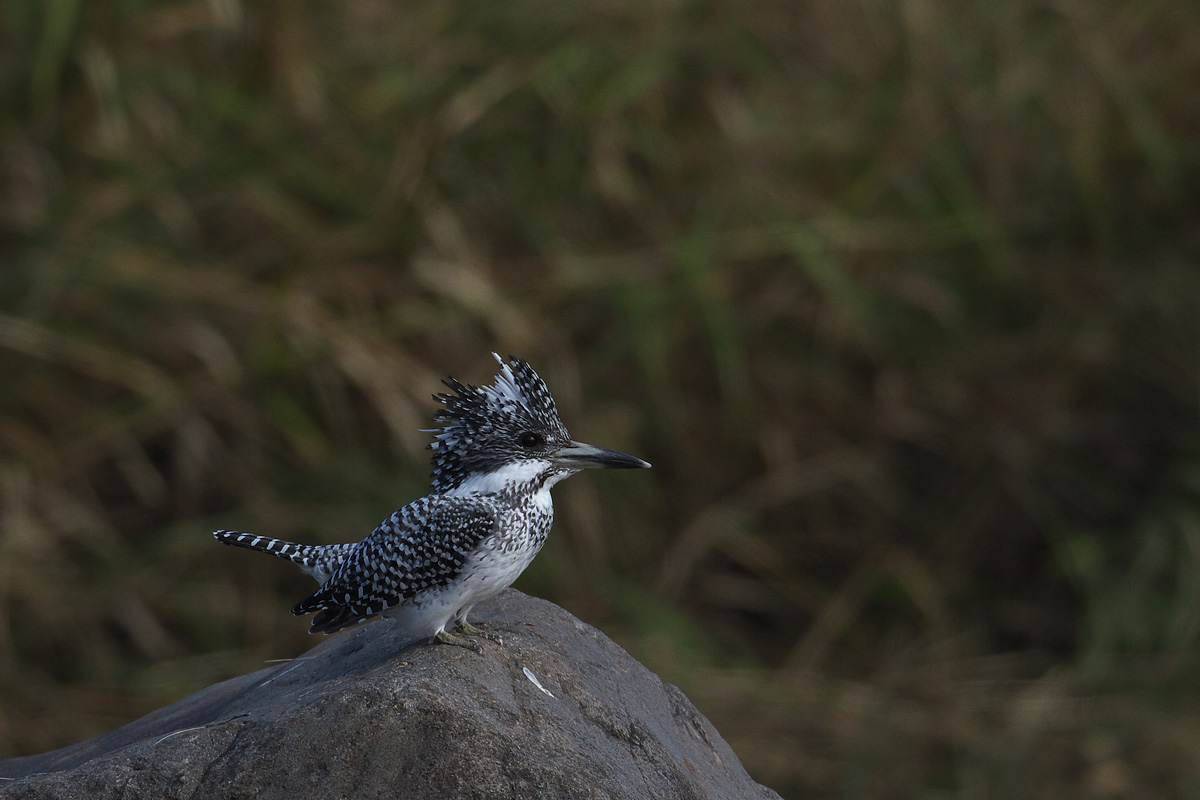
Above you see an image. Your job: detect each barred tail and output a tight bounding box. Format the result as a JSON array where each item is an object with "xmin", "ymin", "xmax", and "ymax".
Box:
[{"xmin": 213, "ymin": 530, "xmax": 354, "ymax": 585}]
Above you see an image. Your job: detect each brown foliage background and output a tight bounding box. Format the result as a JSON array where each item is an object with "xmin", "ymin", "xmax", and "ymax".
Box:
[{"xmin": 2, "ymin": 1, "xmax": 1199, "ymax": 797}]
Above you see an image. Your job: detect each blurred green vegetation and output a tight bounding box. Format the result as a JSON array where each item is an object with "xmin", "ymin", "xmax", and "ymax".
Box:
[{"xmin": 2, "ymin": 0, "xmax": 1199, "ymax": 796}]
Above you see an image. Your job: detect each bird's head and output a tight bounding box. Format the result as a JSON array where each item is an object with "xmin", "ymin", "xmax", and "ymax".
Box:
[{"xmin": 428, "ymin": 354, "xmax": 649, "ymax": 494}]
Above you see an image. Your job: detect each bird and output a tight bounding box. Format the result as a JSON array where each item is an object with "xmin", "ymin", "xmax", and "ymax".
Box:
[{"xmin": 214, "ymin": 353, "xmax": 650, "ymax": 651}]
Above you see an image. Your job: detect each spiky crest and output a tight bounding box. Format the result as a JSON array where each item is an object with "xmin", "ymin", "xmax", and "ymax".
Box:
[{"xmin": 428, "ymin": 354, "xmax": 570, "ymax": 492}]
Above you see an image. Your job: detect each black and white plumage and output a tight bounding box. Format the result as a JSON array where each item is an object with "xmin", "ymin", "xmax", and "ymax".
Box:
[{"xmin": 214, "ymin": 354, "xmax": 650, "ymax": 647}]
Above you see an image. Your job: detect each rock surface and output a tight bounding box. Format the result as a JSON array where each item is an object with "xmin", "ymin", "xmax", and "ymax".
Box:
[{"xmin": 0, "ymin": 590, "xmax": 781, "ymax": 800}]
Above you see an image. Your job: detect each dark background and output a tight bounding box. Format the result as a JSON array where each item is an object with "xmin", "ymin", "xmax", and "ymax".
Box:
[{"xmin": 2, "ymin": 1, "xmax": 1199, "ymax": 797}]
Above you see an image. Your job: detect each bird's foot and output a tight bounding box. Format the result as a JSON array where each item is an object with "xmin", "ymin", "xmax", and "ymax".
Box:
[
  {"xmin": 434, "ymin": 629, "xmax": 483, "ymax": 653},
  {"xmin": 457, "ymin": 620, "xmax": 503, "ymax": 645}
]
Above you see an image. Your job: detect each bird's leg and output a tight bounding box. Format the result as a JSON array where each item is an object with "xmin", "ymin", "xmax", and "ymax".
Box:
[
  {"xmin": 457, "ymin": 619, "xmax": 504, "ymax": 645},
  {"xmin": 434, "ymin": 629, "xmax": 483, "ymax": 653}
]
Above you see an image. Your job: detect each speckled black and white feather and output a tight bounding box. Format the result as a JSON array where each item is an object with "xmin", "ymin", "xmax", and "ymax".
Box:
[
  {"xmin": 212, "ymin": 354, "xmax": 619, "ymax": 640},
  {"xmin": 428, "ymin": 354, "xmax": 571, "ymax": 493},
  {"xmin": 214, "ymin": 531, "xmax": 355, "ymax": 585},
  {"xmin": 288, "ymin": 496, "xmax": 490, "ymax": 632}
]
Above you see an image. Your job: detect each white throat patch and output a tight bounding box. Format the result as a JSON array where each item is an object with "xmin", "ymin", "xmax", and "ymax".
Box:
[{"xmin": 445, "ymin": 459, "xmax": 571, "ymax": 498}]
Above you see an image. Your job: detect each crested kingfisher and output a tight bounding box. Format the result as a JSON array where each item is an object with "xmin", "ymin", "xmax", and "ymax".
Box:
[{"xmin": 214, "ymin": 354, "xmax": 650, "ymax": 651}]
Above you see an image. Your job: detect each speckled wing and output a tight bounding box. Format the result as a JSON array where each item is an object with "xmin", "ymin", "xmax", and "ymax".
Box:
[{"xmin": 292, "ymin": 496, "xmax": 499, "ymax": 634}]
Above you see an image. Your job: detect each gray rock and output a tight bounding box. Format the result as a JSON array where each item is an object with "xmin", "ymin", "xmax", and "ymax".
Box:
[{"xmin": 0, "ymin": 590, "xmax": 780, "ymax": 800}]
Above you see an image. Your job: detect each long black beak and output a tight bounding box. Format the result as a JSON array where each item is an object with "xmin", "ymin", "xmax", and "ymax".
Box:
[{"xmin": 552, "ymin": 441, "xmax": 651, "ymax": 470}]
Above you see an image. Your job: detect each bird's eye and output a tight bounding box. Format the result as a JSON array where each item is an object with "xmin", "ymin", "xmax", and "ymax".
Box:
[{"xmin": 517, "ymin": 431, "xmax": 544, "ymax": 449}]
